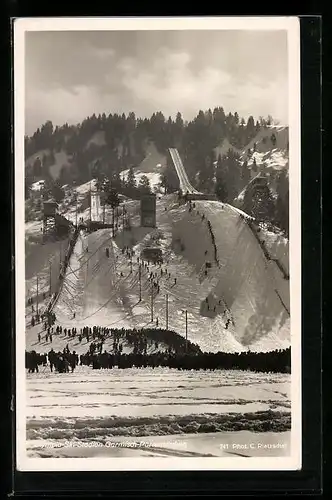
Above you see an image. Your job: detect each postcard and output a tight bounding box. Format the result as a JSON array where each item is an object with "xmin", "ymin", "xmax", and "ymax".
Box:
[{"xmin": 14, "ymin": 16, "xmax": 301, "ymax": 471}]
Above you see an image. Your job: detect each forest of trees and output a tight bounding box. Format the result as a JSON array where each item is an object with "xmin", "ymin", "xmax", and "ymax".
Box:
[{"xmin": 25, "ymin": 109, "xmax": 288, "ymax": 235}]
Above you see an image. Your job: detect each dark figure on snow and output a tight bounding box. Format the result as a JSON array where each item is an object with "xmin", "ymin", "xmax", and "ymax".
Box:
[
  {"xmin": 26, "ymin": 351, "xmax": 39, "ymax": 373},
  {"xmin": 48, "ymin": 349, "xmax": 55, "ymax": 372},
  {"xmin": 70, "ymin": 351, "xmax": 78, "ymax": 372}
]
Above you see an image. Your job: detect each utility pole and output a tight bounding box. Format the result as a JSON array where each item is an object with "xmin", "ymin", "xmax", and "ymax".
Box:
[
  {"xmin": 49, "ymin": 260, "xmax": 52, "ymax": 296},
  {"xmin": 75, "ymin": 192, "xmax": 78, "ymax": 227},
  {"xmin": 89, "ymin": 189, "xmax": 92, "ymax": 222},
  {"xmin": 151, "ymin": 287, "xmax": 154, "ymax": 323},
  {"xmin": 59, "ymin": 240, "xmax": 62, "ymax": 275},
  {"xmin": 122, "ymin": 205, "xmax": 125, "ymax": 247},
  {"xmin": 139, "ymin": 264, "xmax": 142, "ymax": 301},
  {"xmin": 122, "ymin": 206, "xmax": 125, "ymax": 228},
  {"xmin": 103, "ymin": 201, "xmax": 106, "ymax": 225},
  {"xmin": 112, "ymin": 207, "xmax": 115, "ymax": 238},
  {"xmin": 185, "ymin": 309, "xmax": 188, "ymax": 352},
  {"xmin": 36, "ymin": 276, "xmax": 39, "ymax": 317},
  {"xmin": 166, "ymin": 293, "xmax": 169, "ymax": 330}
]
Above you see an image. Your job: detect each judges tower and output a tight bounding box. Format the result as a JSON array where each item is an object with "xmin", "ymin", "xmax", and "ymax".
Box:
[{"xmin": 140, "ymin": 193, "xmax": 156, "ymax": 228}]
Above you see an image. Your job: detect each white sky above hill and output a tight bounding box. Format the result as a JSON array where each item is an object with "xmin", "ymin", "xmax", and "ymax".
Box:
[{"xmin": 25, "ymin": 29, "xmax": 288, "ymax": 135}]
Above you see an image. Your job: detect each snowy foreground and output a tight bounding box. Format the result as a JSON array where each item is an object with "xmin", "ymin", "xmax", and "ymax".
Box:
[{"xmin": 26, "ymin": 366, "xmax": 291, "ymax": 458}]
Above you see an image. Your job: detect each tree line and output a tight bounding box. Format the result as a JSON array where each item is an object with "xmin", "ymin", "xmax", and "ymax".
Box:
[{"xmin": 25, "ymin": 109, "xmax": 288, "ymax": 235}]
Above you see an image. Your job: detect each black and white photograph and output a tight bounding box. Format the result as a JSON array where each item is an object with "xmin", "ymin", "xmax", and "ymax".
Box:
[{"xmin": 15, "ymin": 17, "xmax": 301, "ymax": 471}]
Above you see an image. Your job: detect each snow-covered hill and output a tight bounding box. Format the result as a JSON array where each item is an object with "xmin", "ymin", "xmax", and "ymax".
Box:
[
  {"xmin": 26, "ymin": 149, "xmax": 73, "ymax": 181},
  {"xmin": 25, "ymin": 136, "xmax": 166, "ymax": 190},
  {"xmin": 120, "ymin": 141, "xmax": 166, "ymax": 193},
  {"xmin": 85, "ymin": 130, "xmax": 106, "ymax": 149},
  {"xmin": 215, "ymin": 126, "xmax": 289, "ymax": 174},
  {"xmin": 25, "ymin": 186, "xmax": 289, "ymax": 354},
  {"xmin": 215, "ymin": 126, "xmax": 289, "ymax": 210},
  {"xmin": 25, "ymin": 126, "xmax": 290, "ymax": 355}
]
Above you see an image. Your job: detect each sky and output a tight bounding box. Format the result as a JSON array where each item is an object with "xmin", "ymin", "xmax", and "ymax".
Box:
[{"xmin": 25, "ymin": 30, "xmax": 288, "ymax": 136}]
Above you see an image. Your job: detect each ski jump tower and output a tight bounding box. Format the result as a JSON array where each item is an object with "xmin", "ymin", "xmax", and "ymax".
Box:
[
  {"xmin": 43, "ymin": 200, "xmax": 58, "ymax": 234},
  {"xmin": 140, "ymin": 193, "xmax": 156, "ymax": 228}
]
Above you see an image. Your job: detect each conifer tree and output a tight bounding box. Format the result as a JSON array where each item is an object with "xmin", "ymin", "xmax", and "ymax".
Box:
[
  {"xmin": 138, "ymin": 175, "xmax": 151, "ymax": 195},
  {"xmin": 126, "ymin": 166, "xmax": 137, "ymax": 190}
]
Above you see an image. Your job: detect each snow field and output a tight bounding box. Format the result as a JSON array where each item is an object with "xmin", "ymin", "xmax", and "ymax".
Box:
[{"xmin": 26, "ymin": 366, "xmax": 291, "ymax": 458}]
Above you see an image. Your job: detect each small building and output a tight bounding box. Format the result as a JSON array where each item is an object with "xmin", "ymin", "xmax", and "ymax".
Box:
[
  {"xmin": 29, "ymin": 180, "xmax": 45, "ymax": 199},
  {"xmin": 140, "ymin": 193, "xmax": 156, "ymax": 228},
  {"xmin": 43, "ymin": 200, "xmax": 58, "ymax": 216},
  {"xmin": 42, "ymin": 200, "xmax": 59, "ymax": 234},
  {"xmin": 140, "ymin": 247, "xmax": 163, "ymax": 264}
]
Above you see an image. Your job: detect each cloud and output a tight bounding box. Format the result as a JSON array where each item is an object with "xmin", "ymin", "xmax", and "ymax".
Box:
[
  {"xmin": 25, "ymin": 86, "xmax": 114, "ymax": 131},
  {"xmin": 87, "ymin": 47, "xmax": 115, "ymax": 60},
  {"xmin": 24, "ymin": 30, "xmax": 289, "ymax": 134}
]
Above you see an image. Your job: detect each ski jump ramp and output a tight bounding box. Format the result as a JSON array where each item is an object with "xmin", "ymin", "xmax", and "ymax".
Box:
[
  {"xmin": 168, "ymin": 148, "xmax": 199, "ymax": 194},
  {"xmin": 168, "ymin": 148, "xmax": 217, "ymax": 200}
]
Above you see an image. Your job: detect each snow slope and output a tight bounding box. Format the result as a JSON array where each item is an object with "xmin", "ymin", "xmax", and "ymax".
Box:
[
  {"xmin": 48, "ymin": 151, "xmax": 72, "ymax": 179},
  {"xmin": 85, "ymin": 130, "xmax": 106, "ymax": 149},
  {"xmin": 26, "ymin": 190, "xmax": 289, "ymax": 354},
  {"xmin": 120, "ymin": 169, "xmax": 163, "ymax": 193},
  {"xmin": 25, "ymin": 144, "xmax": 290, "ymax": 355},
  {"xmin": 25, "ymin": 150, "xmax": 50, "ymax": 168},
  {"xmin": 215, "ymin": 126, "xmax": 289, "ymax": 176},
  {"xmin": 25, "ymin": 235, "xmax": 70, "ymax": 329},
  {"xmin": 120, "ymin": 141, "xmax": 167, "ymax": 193},
  {"xmin": 25, "ymin": 149, "xmax": 73, "ymax": 181},
  {"xmin": 138, "ymin": 141, "xmax": 167, "ymax": 174},
  {"xmin": 193, "ymin": 201, "xmax": 290, "ymax": 350}
]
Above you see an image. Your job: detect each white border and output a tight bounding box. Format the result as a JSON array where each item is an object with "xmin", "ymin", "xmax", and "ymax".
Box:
[{"xmin": 14, "ymin": 16, "xmax": 301, "ymax": 472}]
